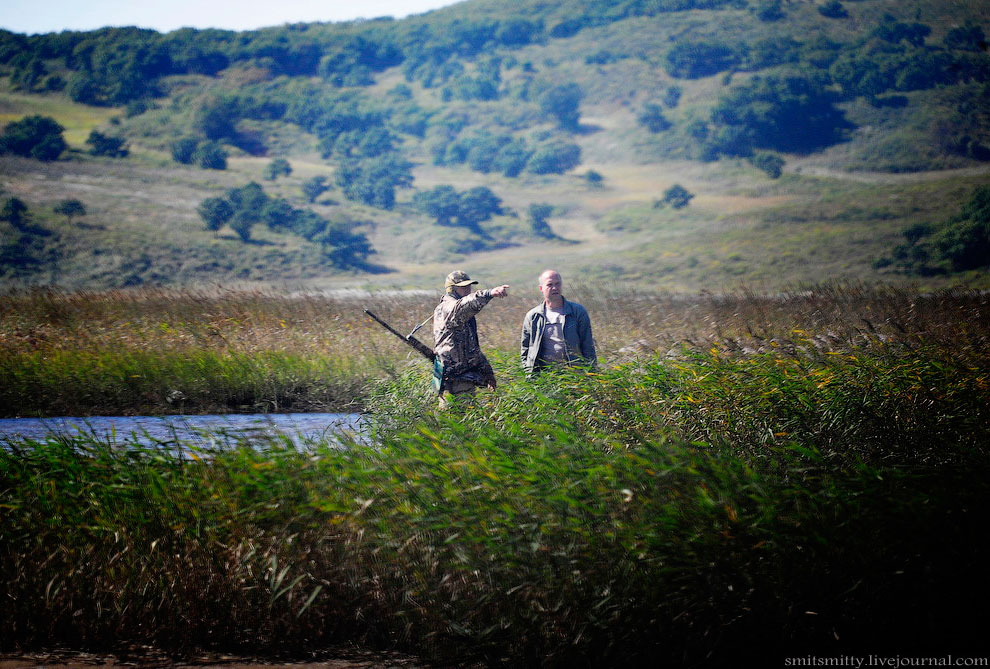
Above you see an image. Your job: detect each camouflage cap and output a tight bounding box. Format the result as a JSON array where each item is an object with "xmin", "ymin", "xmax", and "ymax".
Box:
[{"xmin": 444, "ymin": 270, "xmax": 479, "ymax": 288}]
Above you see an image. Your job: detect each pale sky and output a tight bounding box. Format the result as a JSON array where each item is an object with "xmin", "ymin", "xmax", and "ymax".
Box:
[{"xmin": 0, "ymin": 0, "xmax": 466, "ymax": 35}]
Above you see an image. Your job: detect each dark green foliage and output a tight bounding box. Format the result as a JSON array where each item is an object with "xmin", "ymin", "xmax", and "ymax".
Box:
[
  {"xmin": 301, "ymin": 176, "xmax": 330, "ymax": 204},
  {"xmin": 943, "ymin": 21, "xmax": 986, "ymax": 52},
  {"xmin": 753, "ymin": 0, "xmax": 784, "ymax": 22},
  {"xmin": 665, "ymin": 41, "xmax": 740, "ymax": 79},
  {"xmin": 529, "ymin": 203, "xmax": 556, "ymax": 238},
  {"xmin": 883, "ymin": 186, "xmax": 990, "ymax": 273},
  {"xmin": 659, "ymin": 184, "xmax": 694, "ymax": 209},
  {"xmin": 193, "ymin": 181, "xmax": 375, "ymax": 265},
  {"xmin": 0, "ymin": 115, "xmax": 67, "ymax": 162},
  {"xmin": 0, "ymin": 197, "xmax": 29, "ymax": 230},
  {"xmin": 124, "ymin": 99, "xmax": 150, "ymax": 117},
  {"xmin": 226, "ymin": 182, "xmax": 267, "ymax": 213},
  {"xmin": 318, "ymin": 35, "xmax": 403, "ymax": 87},
  {"xmin": 170, "ymin": 136, "xmax": 200, "ymax": 165},
  {"xmin": 871, "ymin": 18, "xmax": 931, "ymax": 47},
  {"xmin": 749, "ymin": 150, "xmax": 785, "ymax": 178},
  {"xmin": 85, "ymin": 130, "xmax": 129, "ymax": 157},
  {"xmin": 261, "ymin": 198, "xmax": 296, "ymax": 231},
  {"xmin": 638, "ymin": 103, "xmax": 671, "ymax": 133},
  {"xmin": 413, "ymin": 185, "xmax": 503, "ymax": 236},
  {"xmin": 315, "ymin": 222, "xmax": 376, "ymax": 268},
  {"xmin": 661, "ymin": 85, "xmax": 682, "ymax": 108},
  {"xmin": 709, "ymin": 72, "xmax": 850, "ymax": 156},
  {"xmin": 52, "ymin": 199, "xmax": 87, "ymax": 224},
  {"xmin": 193, "ymin": 141, "xmax": 228, "ymax": 170},
  {"xmin": 744, "ymin": 35, "xmax": 802, "ymax": 70},
  {"xmin": 526, "ymin": 141, "xmax": 581, "ymax": 174},
  {"xmin": 537, "ymin": 83, "xmax": 583, "ymax": 130},
  {"xmin": 197, "ymin": 197, "xmax": 234, "ymax": 233},
  {"xmin": 194, "ymin": 97, "xmax": 239, "ymax": 141},
  {"xmin": 817, "ymin": 0, "xmax": 848, "ymax": 19},
  {"xmin": 412, "ymin": 185, "xmax": 460, "ymax": 226},
  {"xmin": 335, "ymin": 157, "xmax": 413, "ymax": 210},
  {"xmin": 263, "ymin": 158, "xmax": 292, "ymax": 181}
]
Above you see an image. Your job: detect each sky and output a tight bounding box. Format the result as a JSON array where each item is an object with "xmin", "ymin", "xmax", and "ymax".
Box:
[{"xmin": 0, "ymin": 0, "xmax": 466, "ymax": 35}]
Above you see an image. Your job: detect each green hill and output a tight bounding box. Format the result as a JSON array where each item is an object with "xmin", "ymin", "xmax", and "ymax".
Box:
[{"xmin": 1, "ymin": 0, "xmax": 988, "ymax": 291}]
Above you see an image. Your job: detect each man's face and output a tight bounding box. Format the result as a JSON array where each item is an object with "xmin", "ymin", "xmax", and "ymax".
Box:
[
  {"xmin": 454, "ymin": 284, "xmax": 473, "ymax": 297},
  {"xmin": 539, "ymin": 272, "xmax": 562, "ymax": 302}
]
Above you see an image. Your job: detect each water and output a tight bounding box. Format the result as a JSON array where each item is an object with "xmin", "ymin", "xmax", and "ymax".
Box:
[{"xmin": 0, "ymin": 413, "xmax": 366, "ymax": 450}]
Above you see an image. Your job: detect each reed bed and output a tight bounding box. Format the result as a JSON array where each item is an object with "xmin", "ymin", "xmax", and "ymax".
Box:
[
  {"xmin": 1, "ymin": 283, "xmax": 986, "ymax": 416},
  {"xmin": 2, "ymin": 286, "xmax": 988, "ymax": 664}
]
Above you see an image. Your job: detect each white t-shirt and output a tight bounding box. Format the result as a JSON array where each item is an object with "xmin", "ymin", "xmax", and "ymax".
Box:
[{"xmin": 538, "ymin": 307, "xmax": 567, "ymax": 362}]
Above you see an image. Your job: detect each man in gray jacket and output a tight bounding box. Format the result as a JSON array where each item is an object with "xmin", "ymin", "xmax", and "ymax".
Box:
[{"xmin": 520, "ymin": 269, "xmax": 597, "ymax": 376}]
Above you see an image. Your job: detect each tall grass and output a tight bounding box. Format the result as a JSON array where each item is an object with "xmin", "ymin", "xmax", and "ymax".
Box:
[
  {"xmin": 2, "ymin": 283, "xmax": 986, "ymax": 416},
  {"xmin": 2, "ymin": 311, "xmax": 988, "ymax": 663}
]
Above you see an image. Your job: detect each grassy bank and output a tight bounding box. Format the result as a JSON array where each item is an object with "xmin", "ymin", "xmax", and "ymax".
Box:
[
  {"xmin": 2, "ymin": 283, "xmax": 986, "ymax": 416},
  {"xmin": 1, "ymin": 289, "xmax": 988, "ymax": 663}
]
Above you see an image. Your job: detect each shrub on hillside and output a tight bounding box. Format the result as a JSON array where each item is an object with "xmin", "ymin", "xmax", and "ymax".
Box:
[
  {"xmin": 882, "ymin": 186, "xmax": 990, "ymax": 274},
  {"xmin": 86, "ymin": 131, "xmax": 129, "ymax": 157},
  {"xmin": 0, "ymin": 115, "xmax": 67, "ymax": 162},
  {"xmin": 526, "ymin": 142, "xmax": 581, "ymax": 175}
]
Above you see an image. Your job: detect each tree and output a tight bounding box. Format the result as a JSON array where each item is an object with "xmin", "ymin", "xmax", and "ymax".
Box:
[
  {"xmin": 335, "ymin": 157, "xmax": 413, "ymax": 210},
  {"xmin": 538, "ymin": 83, "xmax": 583, "ymax": 131},
  {"xmin": 193, "ymin": 141, "xmax": 227, "ymax": 170},
  {"xmin": 413, "ymin": 185, "xmax": 502, "ymax": 236},
  {"xmin": 526, "ymin": 142, "xmax": 581, "ymax": 174},
  {"xmin": 659, "ymin": 184, "xmax": 694, "ymax": 209},
  {"xmin": 302, "ymin": 176, "xmax": 330, "ymax": 203},
  {"xmin": 749, "ymin": 151, "xmax": 785, "ymax": 179},
  {"xmin": 638, "ymin": 103, "xmax": 671, "ymax": 133},
  {"xmin": 226, "ymin": 182, "xmax": 268, "ymax": 213},
  {"xmin": 316, "ymin": 222, "xmax": 375, "ymax": 268},
  {"xmin": 529, "ymin": 203, "xmax": 556, "ymax": 238},
  {"xmin": 170, "ymin": 137, "xmax": 200, "ymax": 164},
  {"xmin": 0, "ymin": 115, "xmax": 67, "ymax": 162},
  {"xmin": 85, "ymin": 130, "xmax": 128, "ymax": 157},
  {"xmin": 53, "ymin": 199, "xmax": 86, "ymax": 224},
  {"xmin": 261, "ymin": 198, "xmax": 296, "ymax": 231},
  {"xmin": 709, "ymin": 73, "xmax": 850, "ymax": 155},
  {"xmin": 458, "ymin": 186, "xmax": 503, "ymax": 235},
  {"xmin": 0, "ymin": 197, "xmax": 29, "ymax": 230},
  {"xmin": 944, "ymin": 22, "xmax": 986, "ymax": 52},
  {"xmin": 228, "ymin": 212, "xmax": 255, "ymax": 242},
  {"xmin": 263, "ymin": 158, "xmax": 292, "ymax": 181},
  {"xmin": 662, "ymin": 86, "xmax": 682, "ymax": 108},
  {"xmin": 932, "ymin": 185, "xmax": 990, "ymax": 271},
  {"xmin": 665, "ymin": 42, "xmax": 740, "ymax": 79},
  {"xmin": 818, "ymin": 0, "xmax": 848, "ymax": 19},
  {"xmin": 197, "ymin": 197, "xmax": 233, "ymax": 235},
  {"xmin": 412, "ymin": 185, "xmax": 461, "ymax": 226}
]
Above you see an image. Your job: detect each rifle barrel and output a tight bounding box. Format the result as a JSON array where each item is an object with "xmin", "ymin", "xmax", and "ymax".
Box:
[{"xmin": 365, "ymin": 310, "xmax": 436, "ymax": 362}]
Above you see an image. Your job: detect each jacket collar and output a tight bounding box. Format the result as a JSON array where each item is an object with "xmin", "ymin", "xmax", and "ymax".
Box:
[{"xmin": 539, "ymin": 297, "xmax": 572, "ymax": 316}]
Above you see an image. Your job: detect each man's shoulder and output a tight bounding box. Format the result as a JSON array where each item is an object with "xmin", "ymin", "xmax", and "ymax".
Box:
[
  {"xmin": 523, "ymin": 303, "xmax": 544, "ymax": 320},
  {"xmin": 563, "ymin": 299, "xmax": 589, "ymax": 317}
]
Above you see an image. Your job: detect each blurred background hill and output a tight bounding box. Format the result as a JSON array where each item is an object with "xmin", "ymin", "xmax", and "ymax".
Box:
[{"xmin": 1, "ymin": 0, "xmax": 988, "ymax": 291}]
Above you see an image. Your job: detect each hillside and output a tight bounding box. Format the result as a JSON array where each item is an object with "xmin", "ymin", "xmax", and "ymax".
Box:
[{"xmin": 1, "ymin": 0, "xmax": 989, "ymax": 291}]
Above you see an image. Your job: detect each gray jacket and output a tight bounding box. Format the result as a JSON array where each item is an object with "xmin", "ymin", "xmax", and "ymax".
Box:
[{"xmin": 521, "ymin": 298, "xmax": 597, "ymax": 375}]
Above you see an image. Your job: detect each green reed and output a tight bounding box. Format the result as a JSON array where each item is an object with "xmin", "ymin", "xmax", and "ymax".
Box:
[
  {"xmin": 2, "ymin": 337, "xmax": 988, "ymax": 664},
  {"xmin": 2, "ymin": 283, "xmax": 987, "ymax": 415},
  {"xmin": 0, "ymin": 348, "xmax": 364, "ymax": 415}
]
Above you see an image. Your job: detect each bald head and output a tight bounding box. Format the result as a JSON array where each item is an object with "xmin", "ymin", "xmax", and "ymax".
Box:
[{"xmin": 538, "ymin": 269, "xmax": 564, "ymax": 308}]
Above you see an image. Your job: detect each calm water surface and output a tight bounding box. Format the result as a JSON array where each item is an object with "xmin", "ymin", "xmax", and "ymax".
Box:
[{"xmin": 0, "ymin": 413, "xmax": 365, "ymax": 449}]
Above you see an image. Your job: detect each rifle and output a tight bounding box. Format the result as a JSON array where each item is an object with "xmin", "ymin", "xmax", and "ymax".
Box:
[{"xmin": 365, "ymin": 309, "xmax": 436, "ymax": 362}]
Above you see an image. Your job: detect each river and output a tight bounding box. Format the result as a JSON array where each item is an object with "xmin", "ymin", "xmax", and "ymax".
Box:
[{"xmin": 0, "ymin": 413, "xmax": 366, "ymax": 449}]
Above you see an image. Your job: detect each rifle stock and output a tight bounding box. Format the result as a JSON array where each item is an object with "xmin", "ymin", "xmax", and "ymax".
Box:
[{"xmin": 365, "ymin": 310, "xmax": 436, "ymax": 362}]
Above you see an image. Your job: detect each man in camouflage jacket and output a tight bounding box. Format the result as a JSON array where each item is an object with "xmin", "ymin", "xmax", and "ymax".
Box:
[{"xmin": 432, "ymin": 270, "xmax": 509, "ymax": 405}]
